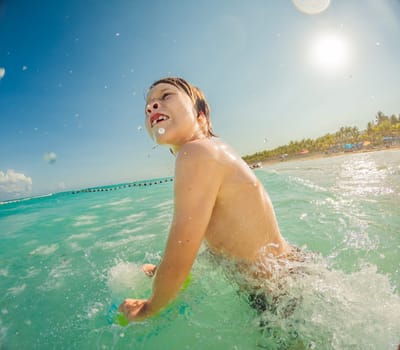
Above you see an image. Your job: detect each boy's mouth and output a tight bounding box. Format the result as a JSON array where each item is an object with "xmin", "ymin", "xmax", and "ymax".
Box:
[{"xmin": 150, "ymin": 113, "xmax": 169, "ymax": 128}]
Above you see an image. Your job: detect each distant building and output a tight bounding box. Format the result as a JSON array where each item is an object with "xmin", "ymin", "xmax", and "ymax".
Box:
[
  {"xmin": 344, "ymin": 144, "xmax": 353, "ymax": 152},
  {"xmin": 250, "ymin": 162, "xmax": 262, "ymax": 169},
  {"xmin": 280, "ymin": 153, "xmax": 288, "ymax": 161},
  {"xmin": 363, "ymin": 141, "xmax": 371, "ymax": 148},
  {"xmin": 383, "ymin": 136, "xmax": 400, "ymax": 147}
]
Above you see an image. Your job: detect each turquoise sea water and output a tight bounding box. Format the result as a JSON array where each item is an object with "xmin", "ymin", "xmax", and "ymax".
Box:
[{"xmin": 1, "ymin": 150, "xmax": 399, "ymax": 349}]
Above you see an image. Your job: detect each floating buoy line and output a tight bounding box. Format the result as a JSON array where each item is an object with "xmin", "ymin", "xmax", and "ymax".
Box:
[{"xmin": 69, "ymin": 177, "xmax": 173, "ymax": 195}]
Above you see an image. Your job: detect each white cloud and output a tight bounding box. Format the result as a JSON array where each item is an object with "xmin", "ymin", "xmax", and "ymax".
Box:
[{"xmin": 0, "ymin": 169, "xmax": 33, "ymax": 197}]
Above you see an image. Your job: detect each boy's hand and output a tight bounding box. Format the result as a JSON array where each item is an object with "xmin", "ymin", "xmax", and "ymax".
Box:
[
  {"xmin": 142, "ymin": 264, "xmax": 157, "ymax": 277},
  {"xmin": 118, "ymin": 299, "xmax": 149, "ymax": 321}
]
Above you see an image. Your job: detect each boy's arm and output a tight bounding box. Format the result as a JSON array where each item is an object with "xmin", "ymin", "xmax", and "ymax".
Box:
[{"xmin": 119, "ymin": 144, "xmax": 222, "ymax": 321}]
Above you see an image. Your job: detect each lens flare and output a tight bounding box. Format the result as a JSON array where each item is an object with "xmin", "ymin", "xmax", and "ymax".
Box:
[{"xmin": 292, "ymin": 0, "xmax": 330, "ymax": 15}]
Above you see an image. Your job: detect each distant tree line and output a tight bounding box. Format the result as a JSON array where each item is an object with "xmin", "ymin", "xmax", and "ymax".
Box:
[{"xmin": 242, "ymin": 111, "xmax": 400, "ymax": 165}]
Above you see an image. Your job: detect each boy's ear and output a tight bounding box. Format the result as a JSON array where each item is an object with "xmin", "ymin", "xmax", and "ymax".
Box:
[
  {"xmin": 197, "ymin": 112, "xmax": 206, "ymax": 125},
  {"xmin": 197, "ymin": 112, "xmax": 208, "ymax": 133}
]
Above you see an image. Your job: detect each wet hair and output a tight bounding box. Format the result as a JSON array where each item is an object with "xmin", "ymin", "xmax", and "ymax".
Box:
[{"xmin": 148, "ymin": 77, "xmax": 217, "ymax": 137}]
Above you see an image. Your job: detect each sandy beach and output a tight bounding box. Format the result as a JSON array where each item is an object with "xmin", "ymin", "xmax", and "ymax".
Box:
[{"xmin": 259, "ymin": 145, "xmax": 400, "ymax": 167}]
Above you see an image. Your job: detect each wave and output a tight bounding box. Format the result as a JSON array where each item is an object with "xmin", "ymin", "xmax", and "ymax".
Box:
[{"xmin": 0, "ymin": 193, "xmax": 54, "ymax": 206}]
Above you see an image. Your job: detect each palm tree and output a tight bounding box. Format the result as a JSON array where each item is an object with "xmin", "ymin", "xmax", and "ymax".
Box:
[
  {"xmin": 376, "ymin": 111, "xmax": 389, "ymax": 125},
  {"xmin": 242, "ymin": 110, "xmax": 399, "ymax": 164}
]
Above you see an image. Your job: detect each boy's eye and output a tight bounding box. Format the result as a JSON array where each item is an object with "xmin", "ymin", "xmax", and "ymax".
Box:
[{"xmin": 161, "ymin": 92, "xmax": 171, "ymax": 100}]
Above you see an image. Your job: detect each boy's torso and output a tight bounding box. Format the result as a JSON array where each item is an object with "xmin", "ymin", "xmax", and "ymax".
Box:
[{"xmin": 190, "ymin": 139, "xmax": 289, "ymax": 261}]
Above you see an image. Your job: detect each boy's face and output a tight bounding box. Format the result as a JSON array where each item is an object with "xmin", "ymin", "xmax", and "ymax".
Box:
[{"xmin": 145, "ymin": 83, "xmax": 202, "ymax": 147}]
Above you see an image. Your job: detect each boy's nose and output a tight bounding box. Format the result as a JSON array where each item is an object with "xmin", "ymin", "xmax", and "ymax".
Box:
[{"xmin": 146, "ymin": 102, "xmax": 159, "ymax": 115}]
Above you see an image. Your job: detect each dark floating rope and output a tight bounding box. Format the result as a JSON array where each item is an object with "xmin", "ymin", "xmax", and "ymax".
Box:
[{"xmin": 69, "ymin": 177, "xmax": 173, "ymax": 195}]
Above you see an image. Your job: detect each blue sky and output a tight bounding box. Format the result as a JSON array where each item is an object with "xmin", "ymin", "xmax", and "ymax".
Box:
[{"xmin": 1, "ymin": 0, "xmax": 400, "ymax": 200}]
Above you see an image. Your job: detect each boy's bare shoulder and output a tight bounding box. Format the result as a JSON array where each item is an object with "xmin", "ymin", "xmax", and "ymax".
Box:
[
  {"xmin": 177, "ymin": 139, "xmax": 219, "ymax": 161},
  {"xmin": 175, "ymin": 139, "xmax": 224, "ymax": 188}
]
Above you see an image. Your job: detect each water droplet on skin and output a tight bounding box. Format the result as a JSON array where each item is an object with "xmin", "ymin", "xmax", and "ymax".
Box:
[{"xmin": 158, "ymin": 128, "xmax": 165, "ymax": 135}]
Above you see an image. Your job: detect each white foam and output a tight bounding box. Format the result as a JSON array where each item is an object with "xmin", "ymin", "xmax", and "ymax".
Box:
[
  {"xmin": 29, "ymin": 244, "xmax": 58, "ymax": 256},
  {"xmin": 107, "ymin": 198, "xmax": 132, "ymax": 206},
  {"xmin": 39, "ymin": 259, "xmax": 72, "ymax": 291},
  {"xmin": 24, "ymin": 266, "xmax": 40, "ymax": 279},
  {"xmin": 289, "ymin": 175, "xmax": 328, "ymax": 193},
  {"xmin": 7, "ymin": 284, "xmax": 26, "ymax": 296},
  {"xmin": 253, "ymin": 262, "xmax": 400, "ymax": 348},
  {"xmin": 24, "ymin": 239, "xmax": 39, "ymax": 247},
  {"xmin": 0, "ymin": 319, "xmax": 7, "ymax": 347},
  {"xmin": 96, "ymin": 234, "xmax": 155, "ymax": 250},
  {"xmin": 68, "ymin": 242, "xmax": 81, "ymax": 251},
  {"xmin": 153, "ymin": 200, "xmax": 173, "ymax": 209},
  {"xmin": 104, "ymin": 212, "xmax": 145, "ymax": 228},
  {"xmin": 73, "ymin": 215, "xmax": 97, "ymax": 226},
  {"xmin": 85, "ymin": 301, "xmax": 104, "ymax": 319},
  {"xmin": 120, "ymin": 212, "xmax": 146, "ymax": 224},
  {"xmin": 343, "ymin": 230, "xmax": 377, "ymax": 250},
  {"xmin": 152, "ymin": 212, "xmax": 173, "ymax": 224},
  {"xmin": 67, "ymin": 233, "xmax": 92, "ymax": 240},
  {"xmin": 107, "ymin": 261, "xmax": 152, "ymax": 300},
  {"xmin": 52, "ymin": 217, "xmax": 65, "ymax": 223},
  {"xmin": 114, "ymin": 227, "xmax": 143, "ymax": 236},
  {"xmin": 90, "ymin": 203, "xmax": 103, "ymax": 209}
]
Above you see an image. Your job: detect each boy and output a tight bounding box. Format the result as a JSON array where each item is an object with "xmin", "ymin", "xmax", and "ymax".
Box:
[{"xmin": 119, "ymin": 77, "xmax": 295, "ymax": 321}]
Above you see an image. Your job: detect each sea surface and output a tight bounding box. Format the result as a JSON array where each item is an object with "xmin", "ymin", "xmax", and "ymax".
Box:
[{"xmin": 1, "ymin": 149, "xmax": 399, "ymax": 349}]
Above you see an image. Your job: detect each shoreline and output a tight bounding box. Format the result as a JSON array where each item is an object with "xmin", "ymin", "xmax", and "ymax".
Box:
[{"xmin": 259, "ymin": 146, "xmax": 400, "ymax": 168}]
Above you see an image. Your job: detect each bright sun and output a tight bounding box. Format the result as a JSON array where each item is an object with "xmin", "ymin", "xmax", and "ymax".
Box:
[{"xmin": 309, "ymin": 33, "xmax": 350, "ymax": 73}]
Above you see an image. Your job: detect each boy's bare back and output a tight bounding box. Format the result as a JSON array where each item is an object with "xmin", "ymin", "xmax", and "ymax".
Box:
[{"xmin": 176, "ymin": 137, "xmax": 290, "ymax": 262}]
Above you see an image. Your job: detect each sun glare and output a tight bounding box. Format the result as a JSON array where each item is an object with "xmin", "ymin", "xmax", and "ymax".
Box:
[{"xmin": 309, "ymin": 33, "xmax": 350, "ymax": 73}]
